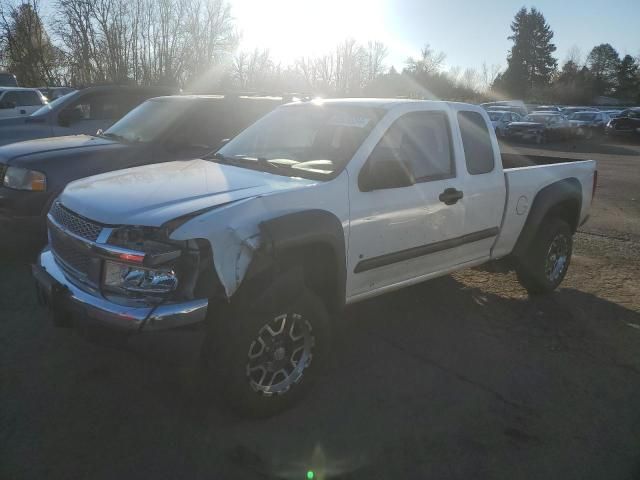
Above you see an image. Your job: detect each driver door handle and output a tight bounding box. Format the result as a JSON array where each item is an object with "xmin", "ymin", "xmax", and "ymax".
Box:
[{"xmin": 439, "ymin": 187, "xmax": 464, "ymax": 205}]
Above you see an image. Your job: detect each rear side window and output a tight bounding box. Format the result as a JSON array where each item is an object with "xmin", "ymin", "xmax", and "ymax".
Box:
[
  {"xmin": 458, "ymin": 111, "xmax": 495, "ymax": 175},
  {"xmin": 17, "ymin": 91, "xmax": 42, "ymax": 106}
]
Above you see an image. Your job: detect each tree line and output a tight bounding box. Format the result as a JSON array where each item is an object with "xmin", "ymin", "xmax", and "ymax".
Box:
[
  {"xmin": 1, "ymin": 1, "xmax": 638, "ymax": 104},
  {"xmin": 494, "ymin": 7, "xmax": 639, "ymax": 103}
]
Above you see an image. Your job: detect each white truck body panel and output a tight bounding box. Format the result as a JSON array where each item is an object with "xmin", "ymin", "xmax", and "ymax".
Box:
[{"xmin": 492, "ymin": 160, "xmax": 596, "ymax": 259}]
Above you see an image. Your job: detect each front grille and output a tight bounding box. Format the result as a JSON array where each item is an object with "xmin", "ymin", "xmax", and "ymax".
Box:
[
  {"xmin": 49, "ymin": 202, "xmax": 103, "ymax": 242},
  {"xmin": 50, "ymin": 225, "xmax": 93, "ymax": 277}
]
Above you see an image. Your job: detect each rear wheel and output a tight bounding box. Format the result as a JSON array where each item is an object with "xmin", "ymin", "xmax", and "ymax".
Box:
[
  {"xmin": 516, "ymin": 218, "xmax": 573, "ymax": 294},
  {"xmin": 204, "ymin": 285, "xmax": 331, "ymax": 418}
]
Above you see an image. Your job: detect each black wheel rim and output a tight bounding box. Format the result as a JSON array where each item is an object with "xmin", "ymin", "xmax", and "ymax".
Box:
[
  {"xmin": 545, "ymin": 234, "xmax": 570, "ymax": 283},
  {"xmin": 245, "ymin": 313, "xmax": 314, "ymax": 396}
]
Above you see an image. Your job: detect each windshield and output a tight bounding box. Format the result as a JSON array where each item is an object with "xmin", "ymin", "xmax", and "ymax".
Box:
[
  {"xmin": 488, "ymin": 112, "xmax": 505, "ymax": 121},
  {"xmin": 215, "ymin": 104, "xmax": 382, "ymax": 179},
  {"xmin": 102, "ymin": 98, "xmax": 193, "ymax": 143},
  {"xmin": 30, "ymin": 91, "xmax": 75, "ymax": 116},
  {"xmin": 570, "ymin": 112, "xmax": 597, "ymax": 121}
]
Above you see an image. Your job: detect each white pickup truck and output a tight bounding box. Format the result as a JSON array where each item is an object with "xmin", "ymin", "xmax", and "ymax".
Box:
[{"xmin": 33, "ymin": 99, "xmax": 597, "ymax": 416}]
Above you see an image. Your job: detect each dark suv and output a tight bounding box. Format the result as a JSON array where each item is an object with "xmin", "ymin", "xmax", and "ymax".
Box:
[
  {"xmin": 605, "ymin": 107, "xmax": 640, "ymax": 139},
  {"xmin": 0, "ymin": 94, "xmax": 283, "ymax": 236},
  {"xmin": 0, "ymin": 85, "xmax": 175, "ymax": 146}
]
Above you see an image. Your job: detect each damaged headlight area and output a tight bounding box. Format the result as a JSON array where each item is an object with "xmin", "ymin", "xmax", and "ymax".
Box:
[
  {"xmin": 104, "ymin": 261, "xmax": 178, "ymax": 295},
  {"xmin": 101, "ymin": 225, "xmax": 192, "ymax": 303}
]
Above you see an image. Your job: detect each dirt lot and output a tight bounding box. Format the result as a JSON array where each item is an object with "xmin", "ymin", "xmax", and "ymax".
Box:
[{"xmin": 1, "ymin": 137, "xmax": 639, "ymax": 479}]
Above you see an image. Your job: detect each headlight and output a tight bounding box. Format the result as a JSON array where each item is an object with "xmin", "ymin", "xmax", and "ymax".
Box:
[
  {"xmin": 104, "ymin": 261, "xmax": 178, "ymax": 295},
  {"xmin": 3, "ymin": 166, "xmax": 46, "ymax": 191}
]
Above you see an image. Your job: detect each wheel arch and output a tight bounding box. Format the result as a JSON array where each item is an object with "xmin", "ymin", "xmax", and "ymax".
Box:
[
  {"xmin": 234, "ymin": 209, "xmax": 347, "ymax": 314},
  {"xmin": 512, "ymin": 177, "xmax": 582, "ymax": 259}
]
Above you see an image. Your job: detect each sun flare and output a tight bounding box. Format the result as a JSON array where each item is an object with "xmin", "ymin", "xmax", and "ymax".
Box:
[{"xmin": 232, "ymin": 0, "xmax": 388, "ymax": 63}]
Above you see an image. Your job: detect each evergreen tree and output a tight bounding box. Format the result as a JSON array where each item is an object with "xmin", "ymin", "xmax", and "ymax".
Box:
[
  {"xmin": 495, "ymin": 7, "xmax": 557, "ymax": 98},
  {"xmin": 616, "ymin": 54, "xmax": 639, "ymax": 100},
  {"xmin": 586, "ymin": 44, "xmax": 620, "ymax": 96}
]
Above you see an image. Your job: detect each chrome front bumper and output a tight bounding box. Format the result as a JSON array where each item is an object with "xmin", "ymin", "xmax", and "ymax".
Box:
[{"xmin": 35, "ymin": 248, "xmax": 209, "ymax": 333}]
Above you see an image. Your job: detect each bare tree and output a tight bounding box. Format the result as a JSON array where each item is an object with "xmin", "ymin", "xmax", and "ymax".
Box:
[
  {"xmin": 364, "ymin": 40, "xmax": 388, "ymax": 83},
  {"xmin": 565, "ymin": 45, "xmax": 583, "ymax": 67},
  {"xmin": 406, "ymin": 44, "xmax": 446, "ymax": 75},
  {"xmin": 480, "ymin": 61, "xmax": 501, "ymax": 91}
]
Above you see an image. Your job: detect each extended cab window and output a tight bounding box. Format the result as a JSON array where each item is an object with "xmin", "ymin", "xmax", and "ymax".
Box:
[
  {"xmin": 458, "ymin": 111, "xmax": 495, "ymax": 175},
  {"xmin": 370, "ymin": 111, "xmax": 454, "ymax": 181}
]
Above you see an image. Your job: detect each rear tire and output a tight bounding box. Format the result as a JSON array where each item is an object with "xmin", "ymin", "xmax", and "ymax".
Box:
[
  {"xmin": 203, "ymin": 285, "xmax": 331, "ymax": 418},
  {"xmin": 516, "ymin": 218, "xmax": 573, "ymax": 295}
]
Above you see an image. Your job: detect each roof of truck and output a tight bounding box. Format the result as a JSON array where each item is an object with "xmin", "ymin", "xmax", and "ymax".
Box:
[{"xmin": 284, "ymin": 98, "xmax": 480, "ymax": 110}]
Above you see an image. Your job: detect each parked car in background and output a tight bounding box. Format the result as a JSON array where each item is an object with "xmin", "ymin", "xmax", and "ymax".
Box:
[
  {"xmin": 0, "ymin": 85, "xmax": 175, "ymax": 146},
  {"xmin": 0, "ymin": 94, "xmax": 283, "ymax": 235},
  {"xmin": 531, "ymin": 105, "xmax": 562, "ymax": 113},
  {"xmin": 506, "ymin": 112, "xmax": 571, "ymax": 143},
  {"xmin": 32, "ymin": 99, "xmax": 596, "ymax": 417},
  {"xmin": 605, "ymin": 107, "xmax": 640, "ymax": 139},
  {"xmin": 600, "ymin": 109, "xmax": 623, "ymax": 119},
  {"xmin": 0, "ymin": 87, "xmax": 47, "ymax": 118},
  {"xmin": 569, "ymin": 111, "xmax": 611, "ymax": 139},
  {"xmin": 560, "ymin": 106, "xmax": 599, "ymax": 116},
  {"xmin": 486, "ymin": 105, "xmax": 528, "ymax": 117},
  {"xmin": 482, "ymin": 100, "xmax": 528, "ymax": 116},
  {"xmin": 0, "ymin": 72, "xmax": 18, "ymax": 87},
  {"xmin": 38, "ymin": 87, "xmax": 76, "ymax": 101},
  {"xmin": 487, "ymin": 110, "xmax": 521, "ymax": 137}
]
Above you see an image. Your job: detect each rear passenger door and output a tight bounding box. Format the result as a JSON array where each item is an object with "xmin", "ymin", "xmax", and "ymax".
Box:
[
  {"xmin": 347, "ymin": 108, "xmax": 466, "ymax": 298},
  {"xmin": 453, "ymin": 109, "xmax": 506, "ymax": 263}
]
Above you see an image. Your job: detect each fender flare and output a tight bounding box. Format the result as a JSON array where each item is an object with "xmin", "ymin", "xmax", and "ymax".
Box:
[
  {"xmin": 512, "ymin": 177, "xmax": 582, "ymax": 259},
  {"xmin": 248, "ymin": 209, "xmax": 347, "ymax": 311}
]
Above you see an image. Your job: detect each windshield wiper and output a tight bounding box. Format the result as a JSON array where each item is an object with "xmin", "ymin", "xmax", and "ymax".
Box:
[{"xmin": 209, "ymin": 153, "xmax": 290, "ymax": 173}]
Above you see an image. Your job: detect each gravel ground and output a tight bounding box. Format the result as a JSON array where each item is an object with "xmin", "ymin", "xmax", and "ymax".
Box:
[{"xmin": 1, "ymin": 138, "xmax": 639, "ymax": 480}]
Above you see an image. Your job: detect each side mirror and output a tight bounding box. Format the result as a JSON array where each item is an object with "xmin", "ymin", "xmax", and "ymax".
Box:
[
  {"xmin": 359, "ymin": 152, "xmax": 415, "ymax": 192},
  {"xmin": 0, "ymin": 100, "xmax": 16, "ymax": 109}
]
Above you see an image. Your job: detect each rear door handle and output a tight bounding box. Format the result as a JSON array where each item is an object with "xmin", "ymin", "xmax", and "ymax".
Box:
[{"xmin": 439, "ymin": 188, "xmax": 464, "ymax": 205}]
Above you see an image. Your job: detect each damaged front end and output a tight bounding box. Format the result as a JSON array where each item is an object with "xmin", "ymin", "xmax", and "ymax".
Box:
[{"xmin": 37, "ymin": 203, "xmax": 213, "ymax": 333}]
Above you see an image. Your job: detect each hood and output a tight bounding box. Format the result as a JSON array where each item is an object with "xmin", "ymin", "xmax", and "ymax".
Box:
[
  {"xmin": 59, "ymin": 159, "xmax": 317, "ymax": 226},
  {"xmin": 0, "ymin": 135, "xmax": 122, "ymax": 165}
]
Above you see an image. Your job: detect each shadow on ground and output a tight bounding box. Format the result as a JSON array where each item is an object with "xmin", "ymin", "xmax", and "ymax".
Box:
[{"xmin": 2, "ymin": 248, "xmax": 639, "ymax": 479}]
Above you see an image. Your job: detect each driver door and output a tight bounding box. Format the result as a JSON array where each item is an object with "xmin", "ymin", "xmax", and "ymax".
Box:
[{"xmin": 347, "ymin": 109, "xmax": 465, "ymax": 299}]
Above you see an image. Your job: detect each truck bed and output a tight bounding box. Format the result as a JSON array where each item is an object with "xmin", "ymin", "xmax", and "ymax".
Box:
[
  {"xmin": 501, "ymin": 152, "xmax": 587, "ymax": 170},
  {"xmin": 491, "ymin": 153, "xmax": 597, "ymax": 259}
]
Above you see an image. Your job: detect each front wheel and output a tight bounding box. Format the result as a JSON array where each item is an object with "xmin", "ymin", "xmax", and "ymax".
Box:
[
  {"xmin": 204, "ymin": 286, "xmax": 331, "ymax": 417},
  {"xmin": 516, "ymin": 218, "xmax": 573, "ymax": 294}
]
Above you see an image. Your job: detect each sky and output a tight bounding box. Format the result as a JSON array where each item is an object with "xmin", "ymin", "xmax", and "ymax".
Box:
[{"xmin": 231, "ymin": 0, "xmax": 640, "ymax": 72}]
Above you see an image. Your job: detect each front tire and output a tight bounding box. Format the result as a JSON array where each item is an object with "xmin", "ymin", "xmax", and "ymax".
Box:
[
  {"xmin": 516, "ymin": 218, "xmax": 573, "ymax": 294},
  {"xmin": 205, "ymin": 286, "xmax": 331, "ymax": 418}
]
